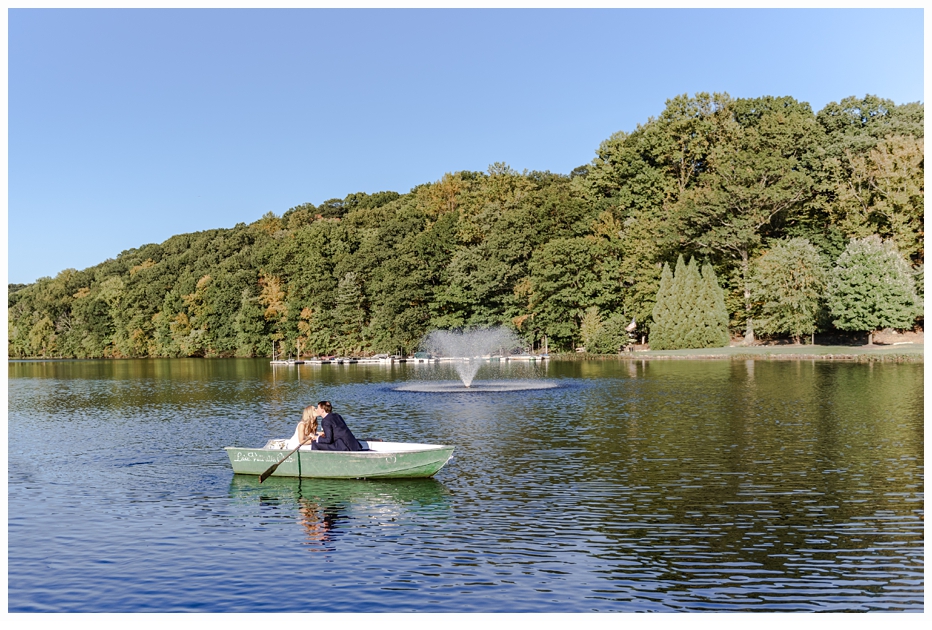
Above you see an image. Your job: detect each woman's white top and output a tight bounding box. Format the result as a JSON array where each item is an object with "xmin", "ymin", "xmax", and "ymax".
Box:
[
  {"xmin": 285, "ymin": 423, "xmax": 315, "ymax": 449},
  {"xmin": 285, "ymin": 425, "xmax": 301, "ymax": 449}
]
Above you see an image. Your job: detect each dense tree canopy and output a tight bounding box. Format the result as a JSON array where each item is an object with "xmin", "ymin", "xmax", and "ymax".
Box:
[
  {"xmin": 8, "ymin": 92, "xmax": 924, "ymax": 358},
  {"xmin": 750, "ymin": 237, "xmax": 828, "ymax": 344},
  {"xmin": 827, "ymin": 235, "xmax": 920, "ymax": 345}
]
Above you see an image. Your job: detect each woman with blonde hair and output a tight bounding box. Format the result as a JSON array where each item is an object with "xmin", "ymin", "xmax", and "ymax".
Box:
[{"xmin": 285, "ymin": 404, "xmax": 321, "ymax": 449}]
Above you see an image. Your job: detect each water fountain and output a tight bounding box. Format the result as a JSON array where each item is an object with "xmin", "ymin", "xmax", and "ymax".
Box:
[{"xmin": 395, "ymin": 327, "xmax": 557, "ymax": 392}]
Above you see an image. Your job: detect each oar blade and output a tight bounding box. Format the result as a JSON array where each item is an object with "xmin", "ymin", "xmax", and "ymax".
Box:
[{"xmin": 258, "ymin": 464, "xmax": 279, "ymax": 483}]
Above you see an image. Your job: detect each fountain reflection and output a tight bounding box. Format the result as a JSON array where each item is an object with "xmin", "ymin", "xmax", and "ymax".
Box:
[{"xmin": 395, "ymin": 379, "xmax": 558, "ymax": 393}]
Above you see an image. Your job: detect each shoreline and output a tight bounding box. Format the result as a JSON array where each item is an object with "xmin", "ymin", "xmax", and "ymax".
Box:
[
  {"xmin": 9, "ymin": 344, "xmax": 924, "ymax": 364},
  {"xmin": 559, "ymin": 344, "xmax": 924, "ymax": 362}
]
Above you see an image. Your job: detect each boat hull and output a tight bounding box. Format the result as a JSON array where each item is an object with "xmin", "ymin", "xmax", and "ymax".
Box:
[{"xmin": 225, "ymin": 441, "xmax": 454, "ymax": 479}]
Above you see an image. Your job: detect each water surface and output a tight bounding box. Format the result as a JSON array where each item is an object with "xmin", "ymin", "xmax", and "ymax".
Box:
[{"xmin": 8, "ymin": 358, "xmax": 924, "ymax": 611}]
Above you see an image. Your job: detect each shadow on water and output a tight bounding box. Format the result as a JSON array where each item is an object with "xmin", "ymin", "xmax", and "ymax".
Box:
[{"xmin": 229, "ymin": 474, "xmax": 453, "ymax": 505}]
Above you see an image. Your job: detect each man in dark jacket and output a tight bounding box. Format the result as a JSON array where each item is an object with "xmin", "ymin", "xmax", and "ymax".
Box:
[{"xmin": 311, "ymin": 401, "xmax": 363, "ymax": 451}]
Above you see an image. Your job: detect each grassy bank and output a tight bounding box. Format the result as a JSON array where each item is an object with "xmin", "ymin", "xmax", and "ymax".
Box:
[{"xmin": 557, "ymin": 344, "xmax": 923, "ymax": 363}]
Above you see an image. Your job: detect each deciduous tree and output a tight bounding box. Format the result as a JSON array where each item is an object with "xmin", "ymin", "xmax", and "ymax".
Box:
[
  {"xmin": 678, "ymin": 96, "xmax": 822, "ymax": 342},
  {"xmin": 827, "ymin": 235, "xmax": 919, "ymax": 344},
  {"xmin": 750, "ymin": 238, "xmax": 827, "ymax": 343}
]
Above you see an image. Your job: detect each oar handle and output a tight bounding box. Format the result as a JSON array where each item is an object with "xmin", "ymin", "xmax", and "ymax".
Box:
[{"xmin": 258, "ymin": 433, "xmax": 316, "ymax": 483}]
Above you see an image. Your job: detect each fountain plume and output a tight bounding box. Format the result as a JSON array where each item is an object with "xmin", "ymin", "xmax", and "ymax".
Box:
[{"xmin": 420, "ymin": 327, "xmax": 522, "ymax": 387}]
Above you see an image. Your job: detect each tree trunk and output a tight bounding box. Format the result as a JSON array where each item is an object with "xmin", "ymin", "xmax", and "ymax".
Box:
[{"xmin": 868, "ymin": 331, "xmax": 874, "ymax": 346}]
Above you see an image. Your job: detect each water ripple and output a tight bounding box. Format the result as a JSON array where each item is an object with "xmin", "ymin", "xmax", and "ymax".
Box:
[{"xmin": 8, "ymin": 358, "xmax": 924, "ymax": 612}]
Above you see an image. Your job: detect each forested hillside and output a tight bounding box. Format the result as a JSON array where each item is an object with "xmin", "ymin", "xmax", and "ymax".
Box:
[{"xmin": 8, "ymin": 93, "xmax": 924, "ymax": 358}]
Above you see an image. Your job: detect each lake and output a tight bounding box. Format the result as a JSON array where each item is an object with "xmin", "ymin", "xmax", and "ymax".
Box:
[{"xmin": 7, "ymin": 358, "xmax": 924, "ymax": 612}]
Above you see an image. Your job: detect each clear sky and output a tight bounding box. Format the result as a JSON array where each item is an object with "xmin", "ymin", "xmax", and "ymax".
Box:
[{"xmin": 5, "ymin": 7, "xmax": 925, "ymax": 285}]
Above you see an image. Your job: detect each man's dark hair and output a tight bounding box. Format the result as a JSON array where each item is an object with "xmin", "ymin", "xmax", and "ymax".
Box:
[{"xmin": 317, "ymin": 401, "xmax": 332, "ymax": 414}]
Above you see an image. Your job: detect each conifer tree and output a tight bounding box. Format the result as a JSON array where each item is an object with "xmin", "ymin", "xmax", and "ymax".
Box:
[
  {"xmin": 699, "ymin": 262, "xmax": 731, "ymax": 347},
  {"xmin": 651, "ymin": 257, "xmax": 730, "ymax": 349},
  {"xmin": 914, "ymin": 265, "xmax": 924, "ymax": 320},
  {"xmin": 660, "ymin": 255, "xmax": 689, "ymax": 348},
  {"xmin": 677, "ymin": 257, "xmax": 704, "ymax": 348},
  {"xmin": 649, "ymin": 262, "xmax": 676, "ymax": 350}
]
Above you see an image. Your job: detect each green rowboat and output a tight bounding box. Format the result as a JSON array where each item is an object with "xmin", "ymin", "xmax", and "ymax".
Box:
[{"xmin": 225, "ymin": 440, "xmax": 455, "ymax": 479}]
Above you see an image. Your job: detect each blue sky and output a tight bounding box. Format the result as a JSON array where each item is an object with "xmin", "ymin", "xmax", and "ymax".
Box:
[{"xmin": 6, "ymin": 8, "xmax": 925, "ymax": 285}]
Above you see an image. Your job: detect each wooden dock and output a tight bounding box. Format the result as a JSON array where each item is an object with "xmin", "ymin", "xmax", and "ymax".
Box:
[{"xmin": 272, "ymin": 355, "xmax": 549, "ymax": 366}]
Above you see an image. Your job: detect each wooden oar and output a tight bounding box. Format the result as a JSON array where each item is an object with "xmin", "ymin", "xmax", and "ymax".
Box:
[{"xmin": 259, "ymin": 434, "xmax": 316, "ymax": 483}]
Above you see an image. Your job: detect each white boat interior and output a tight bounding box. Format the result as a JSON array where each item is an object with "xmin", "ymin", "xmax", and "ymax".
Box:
[
  {"xmin": 261, "ymin": 439, "xmax": 446, "ymax": 453},
  {"xmin": 363, "ymin": 441, "xmax": 448, "ymax": 452}
]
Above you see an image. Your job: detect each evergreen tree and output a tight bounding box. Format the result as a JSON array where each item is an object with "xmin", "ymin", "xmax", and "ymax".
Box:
[
  {"xmin": 677, "ymin": 257, "xmax": 704, "ymax": 348},
  {"xmin": 6, "ymin": 92, "xmax": 924, "ymax": 359},
  {"xmin": 827, "ymin": 235, "xmax": 919, "ymax": 344},
  {"xmin": 699, "ymin": 262, "xmax": 731, "ymax": 347},
  {"xmin": 651, "ymin": 256, "xmax": 729, "ymax": 349},
  {"xmin": 661, "ymin": 255, "xmax": 690, "ymax": 347},
  {"xmin": 649, "ymin": 262, "xmax": 676, "ymax": 350},
  {"xmin": 913, "ymin": 264, "xmax": 924, "ymax": 321}
]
